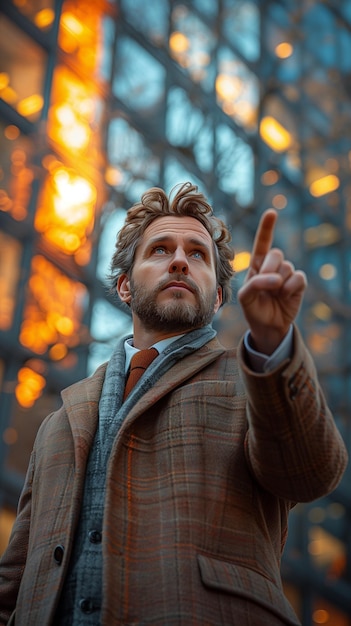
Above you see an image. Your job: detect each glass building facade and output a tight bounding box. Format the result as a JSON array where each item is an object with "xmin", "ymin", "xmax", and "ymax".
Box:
[{"xmin": 0, "ymin": 1, "xmax": 350, "ymax": 624}]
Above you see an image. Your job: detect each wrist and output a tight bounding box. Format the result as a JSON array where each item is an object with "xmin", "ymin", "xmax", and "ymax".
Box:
[{"xmin": 248, "ymin": 326, "xmax": 290, "ymax": 356}]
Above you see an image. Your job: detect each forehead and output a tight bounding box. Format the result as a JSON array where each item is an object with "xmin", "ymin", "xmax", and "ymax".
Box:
[{"xmin": 141, "ymin": 215, "xmax": 213, "ymax": 245}]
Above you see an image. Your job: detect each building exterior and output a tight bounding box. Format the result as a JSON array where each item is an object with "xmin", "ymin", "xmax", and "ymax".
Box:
[{"xmin": 0, "ymin": 1, "xmax": 350, "ymax": 623}]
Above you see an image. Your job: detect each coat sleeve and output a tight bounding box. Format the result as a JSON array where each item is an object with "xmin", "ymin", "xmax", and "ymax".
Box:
[
  {"xmin": 0, "ymin": 450, "xmax": 34, "ymax": 625},
  {"xmin": 238, "ymin": 325, "xmax": 348, "ymax": 502}
]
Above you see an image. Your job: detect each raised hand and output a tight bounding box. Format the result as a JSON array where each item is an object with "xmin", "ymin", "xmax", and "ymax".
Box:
[{"xmin": 237, "ymin": 209, "xmax": 307, "ymax": 355}]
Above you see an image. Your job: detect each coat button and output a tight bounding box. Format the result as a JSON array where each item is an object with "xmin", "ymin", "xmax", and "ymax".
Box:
[
  {"xmin": 88, "ymin": 529, "xmax": 102, "ymax": 544},
  {"xmin": 53, "ymin": 544, "xmax": 64, "ymax": 565},
  {"xmin": 79, "ymin": 598, "xmax": 95, "ymax": 614}
]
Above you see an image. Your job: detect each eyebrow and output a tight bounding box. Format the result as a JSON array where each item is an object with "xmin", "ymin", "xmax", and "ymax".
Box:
[{"xmin": 146, "ymin": 235, "xmax": 212, "ymax": 256}]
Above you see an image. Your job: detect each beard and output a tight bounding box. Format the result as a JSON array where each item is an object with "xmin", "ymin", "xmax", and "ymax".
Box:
[{"xmin": 129, "ymin": 275, "xmax": 218, "ymax": 333}]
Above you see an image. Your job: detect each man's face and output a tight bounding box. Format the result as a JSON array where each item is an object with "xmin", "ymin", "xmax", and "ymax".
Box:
[{"xmin": 118, "ymin": 216, "xmax": 222, "ymax": 334}]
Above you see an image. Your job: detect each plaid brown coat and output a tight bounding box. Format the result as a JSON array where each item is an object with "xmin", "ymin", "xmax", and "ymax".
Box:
[{"xmin": 0, "ymin": 329, "xmax": 347, "ymax": 625}]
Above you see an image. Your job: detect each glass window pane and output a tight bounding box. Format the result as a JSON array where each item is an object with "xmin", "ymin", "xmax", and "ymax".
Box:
[
  {"xmin": 0, "ymin": 232, "xmax": 22, "ymax": 331},
  {"xmin": 0, "ymin": 15, "xmax": 46, "ymax": 121},
  {"xmin": 88, "ymin": 299, "xmax": 132, "ymax": 373},
  {"xmin": 35, "ymin": 163, "xmax": 96, "ymax": 263},
  {"xmin": 164, "ymin": 156, "xmax": 204, "ymax": 195},
  {"xmin": 170, "ymin": 5, "xmax": 216, "ymax": 91},
  {"xmin": 59, "ymin": 1, "xmax": 115, "ymax": 82},
  {"xmin": 107, "ymin": 118, "xmax": 160, "ymax": 197},
  {"xmin": 12, "ymin": 0, "xmax": 56, "ymax": 30},
  {"xmin": 48, "ymin": 64, "xmax": 104, "ymax": 160},
  {"xmin": 0, "ymin": 121, "xmax": 35, "ymax": 221},
  {"xmin": 222, "ymin": 1, "xmax": 260, "ymax": 62},
  {"xmin": 96, "ymin": 209, "xmax": 126, "ymax": 284},
  {"xmin": 216, "ymin": 124, "xmax": 254, "ymax": 205},
  {"xmin": 19, "ymin": 255, "xmax": 89, "ymax": 359},
  {"xmin": 112, "ymin": 37, "xmax": 166, "ymax": 113},
  {"xmin": 121, "ymin": 0, "xmax": 169, "ymax": 45},
  {"xmin": 166, "ymin": 87, "xmax": 214, "ymax": 173},
  {"xmin": 216, "ymin": 46, "xmax": 259, "ymax": 132},
  {"xmin": 191, "ymin": 0, "xmax": 219, "ymax": 20}
]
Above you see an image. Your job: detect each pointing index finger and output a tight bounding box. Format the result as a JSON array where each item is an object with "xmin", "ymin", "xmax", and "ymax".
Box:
[{"xmin": 250, "ymin": 209, "xmax": 278, "ymax": 272}]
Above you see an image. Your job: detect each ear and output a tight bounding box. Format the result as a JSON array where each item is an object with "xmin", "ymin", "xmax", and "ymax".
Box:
[
  {"xmin": 213, "ymin": 285, "xmax": 223, "ymax": 313},
  {"xmin": 117, "ymin": 274, "xmax": 131, "ymax": 304}
]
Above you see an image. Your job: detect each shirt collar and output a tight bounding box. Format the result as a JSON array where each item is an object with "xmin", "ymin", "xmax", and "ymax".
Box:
[{"xmin": 124, "ymin": 334, "xmax": 185, "ymax": 373}]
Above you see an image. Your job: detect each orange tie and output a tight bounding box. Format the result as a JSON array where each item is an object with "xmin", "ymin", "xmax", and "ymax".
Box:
[{"xmin": 123, "ymin": 347, "xmax": 158, "ymax": 400}]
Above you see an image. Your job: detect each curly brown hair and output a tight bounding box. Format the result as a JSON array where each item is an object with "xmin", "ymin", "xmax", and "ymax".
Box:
[{"xmin": 109, "ymin": 182, "xmax": 235, "ymax": 305}]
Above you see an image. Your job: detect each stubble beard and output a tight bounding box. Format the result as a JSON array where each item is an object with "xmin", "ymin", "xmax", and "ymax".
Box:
[{"xmin": 129, "ymin": 276, "xmax": 218, "ymax": 333}]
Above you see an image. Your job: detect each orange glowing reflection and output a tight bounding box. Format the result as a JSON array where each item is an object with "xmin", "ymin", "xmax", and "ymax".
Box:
[
  {"xmin": 4, "ymin": 125, "xmax": 20, "ymax": 140},
  {"xmin": 58, "ymin": 3, "xmax": 103, "ymax": 75},
  {"xmin": 215, "ymin": 69, "xmax": 257, "ymax": 130},
  {"xmin": 2, "ymin": 427, "xmax": 18, "ymax": 445},
  {"xmin": 20, "ymin": 255, "xmax": 88, "ymax": 356},
  {"xmin": 310, "ymin": 174, "xmax": 340, "ymax": 198},
  {"xmin": 0, "ymin": 232, "xmax": 21, "ymax": 331},
  {"xmin": 275, "ymin": 42, "xmax": 293, "ymax": 59},
  {"xmin": 17, "ymin": 94, "xmax": 44, "ymax": 118},
  {"xmin": 0, "ymin": 148, "xmax": 34, "ymax": 221},
  {"xmin": 0, "ymin": 73, "xmax": 9, "ymax": 90},
  {"xmin": 233, "ymin": 251, "xmax": 251, "ymax": 272},
  {"xmin": 260, "ymin": 116, "xmax": 292, "ymax": 152},
  {"xmin": 261, "ymin": 170, "xmax": 279, "ymax": 186},
  {"xmin": 48, "ymin": 65, "xmax": 101, "ymax": 157},
  {"xmin": 169, "ymin": 32, "xmax": 189, "ymax": 55},
  {"xmin": 34, "ymin": 9, "xmax": 55, "ymax": 29},
  {"xmin": 15, "ymin": 366, "xmax": 46, "ymax": 408},
  {"xmin": 216, "ymin": 74, "xmax": 242, "ymax": 102},
  {"xmin": 49, "ymin": 343, "xmax": 68, "ymax": 361},
  {"xmin": 0, "ymin": 86, "xmax": 17, "ymax": 106},
  {"xmin": 35, "ymin": 165, "xmax": 96, "ymax": 258}
]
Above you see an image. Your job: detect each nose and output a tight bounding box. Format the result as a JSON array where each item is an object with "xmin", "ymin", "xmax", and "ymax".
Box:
[{"xmin": 169, "ymin": 247, "xmax": 189, "ymax": 275}]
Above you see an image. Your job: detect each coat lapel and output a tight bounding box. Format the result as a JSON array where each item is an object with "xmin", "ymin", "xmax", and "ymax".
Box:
[
  {"xmin": 61, "ymin": 362, "xmax": 108, "ymax": 468},
  {"xmin": 120, "ymin": 338, "xmax": 226, "ymax": 431}
]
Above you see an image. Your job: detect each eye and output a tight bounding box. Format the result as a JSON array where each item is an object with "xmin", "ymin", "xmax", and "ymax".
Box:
[
  {"xmin": 152, "ymin": 246, "xmax": 167, "ymax": 255},
  {"xmin": 191, "ymin": 250, "xmax": 205, "ymax": 260}
]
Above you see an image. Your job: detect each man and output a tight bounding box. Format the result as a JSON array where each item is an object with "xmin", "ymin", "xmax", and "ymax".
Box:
[{"xmin": 0, "ymin": 182, "xmax": 347, "ymax": 625}]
